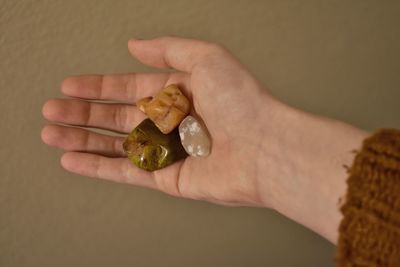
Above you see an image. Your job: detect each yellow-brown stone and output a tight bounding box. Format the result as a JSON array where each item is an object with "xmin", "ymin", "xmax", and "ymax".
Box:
[{"xmin": 136, "ymin": 84, "xmax": 190, "ymax": 134}]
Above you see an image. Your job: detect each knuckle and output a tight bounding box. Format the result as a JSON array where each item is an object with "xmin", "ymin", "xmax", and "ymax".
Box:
[
  {"xmin": 199, "ymin": 42, "xmax": 231, "ymax": 66},
  {"xmin": 93, "ymin": 156, "xmax": 102, "ymax": 178},
  {"xmin": 113, "ymin": 138, "xmax": 124, "ymax": 155},
  {"xmin": 98, "ymin": 75, "xmax": 105, "ymax": 99},
  {"xmin": 153, "ymin": 173, "xmax": 180, "ymax": 197},
  {"xmin": 153, "ymin": 174, "xmax": 166, "ymax": 193},
  {"xmin": 126, "ymin": 74, "xmax": 136, "ymax": 101},
  {"xmin": 204, "ymin": 42, "xmax": 228, "ymax": 55},
  {"xmin": 82, "ymin": 130, "xmax": 91, "ymax": 151},
  {"xmin": 84, "ymin": 102, "xmax": 93, "ymax": 125},
  {"xmin": 157, "ymin": 36, "xmax": 178, "ymax": 46},
  {"xmin": 114, "ymin": 105, "xmax": 129, "ymax": 132},
  {"xmin": 120, "ymin": 160, "xmax": 132, "ymax": 183}
]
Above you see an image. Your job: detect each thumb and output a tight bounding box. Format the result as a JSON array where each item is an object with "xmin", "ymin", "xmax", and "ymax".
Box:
[{"xmin": 128, "ymin": 36, "xmax": 225, "ymax": 73}]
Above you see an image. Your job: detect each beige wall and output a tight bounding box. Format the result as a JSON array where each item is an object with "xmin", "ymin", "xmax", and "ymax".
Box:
[{"xmin": 1, "ymin": 1, "xmax": 399, "ymax": 266}]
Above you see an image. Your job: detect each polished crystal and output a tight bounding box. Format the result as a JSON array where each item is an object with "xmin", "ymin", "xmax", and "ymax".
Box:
[{"xmin": 179, "ymin": 116, "xmax": 211, "ymax": 157}]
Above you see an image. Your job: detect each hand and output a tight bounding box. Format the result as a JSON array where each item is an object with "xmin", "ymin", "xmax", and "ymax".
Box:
[
  {"xmin": 41, "ymin": 37, "xmax": 273, "ymax": 207},
  {"xmin": 42, "ymin": 36, "xmax": 368, "ymax": 243}
]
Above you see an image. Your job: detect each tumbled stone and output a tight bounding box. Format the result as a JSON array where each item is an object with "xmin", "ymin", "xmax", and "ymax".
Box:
[
  {"xmin": 136, "ymin": 84, "xmax": 190, "ymax": 134},
  {"xmin": 123, "ymin": 119, "xmax": 188, "ymax": 171},
  {"xmin": 179, "ymin": 116, "xmax": 211, "ymax": 157},
  {"xmin": 136, "ymin": 96, "xmax": 152, "ymax": 113}
]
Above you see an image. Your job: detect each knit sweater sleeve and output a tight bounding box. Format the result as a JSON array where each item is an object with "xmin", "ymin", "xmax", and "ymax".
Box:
[{"xmin": 336, "ymin": 129, "xmax": 400, "ymax": 267}]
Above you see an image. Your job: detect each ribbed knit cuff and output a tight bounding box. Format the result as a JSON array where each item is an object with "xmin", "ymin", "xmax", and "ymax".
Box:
[{"xmin": 336, "ymin": 129, "xmax": 400, "ymax": 267}]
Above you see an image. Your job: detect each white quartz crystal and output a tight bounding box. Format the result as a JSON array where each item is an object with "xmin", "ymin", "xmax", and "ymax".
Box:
[{"xmin": 179, "ymin": 116, "xmax": 211, "ymax": 157}]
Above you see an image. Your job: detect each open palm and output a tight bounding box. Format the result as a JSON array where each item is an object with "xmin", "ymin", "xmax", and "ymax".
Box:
[{"xmin": 42, "ymin": 37, "xmax": 271, "ymax": 207}]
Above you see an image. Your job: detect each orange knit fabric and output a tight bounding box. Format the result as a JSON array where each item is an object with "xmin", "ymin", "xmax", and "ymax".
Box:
[{"xmin": 337, "ymin": 129, "xmax": 400, "ymax": 267}]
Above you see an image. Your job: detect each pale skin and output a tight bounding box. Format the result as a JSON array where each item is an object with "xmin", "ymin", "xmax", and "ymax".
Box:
[{"xmin": 41, "ymin": 37, "xmax": 369, "ymax": 244}]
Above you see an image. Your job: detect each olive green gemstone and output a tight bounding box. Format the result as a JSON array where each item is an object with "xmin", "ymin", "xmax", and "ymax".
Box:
[{"xmin": 123, "ymin": 119, "xmax": 188, "ymax": 171}]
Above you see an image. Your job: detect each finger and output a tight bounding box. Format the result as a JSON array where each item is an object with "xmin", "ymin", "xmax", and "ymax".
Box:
[
  {"xmin": 152, "ymin": 161, "xmax": 184, "ymax": 197},
  {"xmin": 128, "ymin": 36, "xmax": 228, "ymax": 72},
  {"xmin": 61, "ymin": 72, "xmax": 189, "ymax": 103},
  {"xmin": 42, "ymin": 99, "xmax": 144, "ymax": 133},
  {"xmin": 61, "ymin": 152, "xmax": 157, "ymax": 190},
  {"xmin": 41, "ymin": 125, "xmax": 125, "ymax": 157}
]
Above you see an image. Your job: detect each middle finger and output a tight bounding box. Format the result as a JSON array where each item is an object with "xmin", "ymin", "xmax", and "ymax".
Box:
[{"xmin": 42, "ymin": 99, "xmax": 144, "ymax": 133}]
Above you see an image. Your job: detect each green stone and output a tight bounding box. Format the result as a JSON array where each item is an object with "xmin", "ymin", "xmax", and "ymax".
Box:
[{"xmin": 123, "ymin": 119, "xmax": 188, "ymax": 171}]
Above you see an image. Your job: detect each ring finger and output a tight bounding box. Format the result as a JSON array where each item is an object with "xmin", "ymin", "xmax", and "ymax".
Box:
[{"xmin": 42, "ymin": 98, "xmax": 144, "ymax": 133}]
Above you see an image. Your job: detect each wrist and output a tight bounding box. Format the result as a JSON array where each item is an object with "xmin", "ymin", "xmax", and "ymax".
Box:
[{"xmin": 255, "ymin": 97, "xmax": 368, "ymax": 242}]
